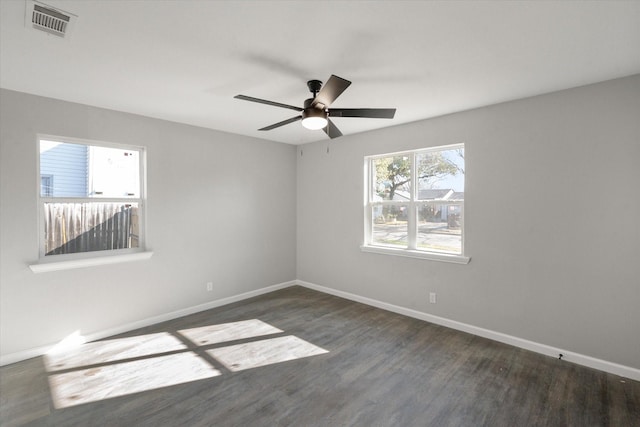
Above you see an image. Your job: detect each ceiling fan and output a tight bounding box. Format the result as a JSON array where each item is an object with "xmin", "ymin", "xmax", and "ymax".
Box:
[{"xmin": 234, "ymin": 75, "xmax": 396, "ymax": 139}]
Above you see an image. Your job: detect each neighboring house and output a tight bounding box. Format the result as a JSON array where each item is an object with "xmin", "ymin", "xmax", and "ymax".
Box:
[
  {"xmin": 40, "ymin": 141, "xmax": 139, "ymax": 198},
  {"xmin": 372, "ymin": 188, "xmax": 464, "ymax": 225},
  {"xmin": 418, "ymin": 189, "xmax": 454, "ymax": 200},
  {"xmin": 40, "ymin": 141, "xmax": 88, "ymax": 197},
  {"xmin": 418, "ymin": 189, "xmax": 464, "ymax": 223},
  {"xmin": 418, "ymin": 188, "xmax": 464, "ymax": 224}
]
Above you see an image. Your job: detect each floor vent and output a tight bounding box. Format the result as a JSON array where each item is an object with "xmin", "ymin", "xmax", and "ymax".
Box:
[{"xmin": 26, "ymin": 0, "xmax": 77, "ymax": 38}]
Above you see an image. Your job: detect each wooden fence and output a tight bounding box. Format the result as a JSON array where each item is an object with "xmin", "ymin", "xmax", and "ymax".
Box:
[{"xmin": 44, "ymin": 203, "xmax": 139, "ymax": 255}]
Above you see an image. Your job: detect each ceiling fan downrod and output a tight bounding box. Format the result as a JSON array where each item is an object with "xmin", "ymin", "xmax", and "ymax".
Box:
[{"xmin": 307, "ymin": 79, "xmax": 323, "ymax": 97}]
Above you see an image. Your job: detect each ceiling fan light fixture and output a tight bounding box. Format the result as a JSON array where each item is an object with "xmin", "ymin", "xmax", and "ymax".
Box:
[
  {"xmin": 301, "ymin": 108, "xmax": 328, "ymax": 130},
  {"xmin": 302, "ymin": 116, "xmax": 328, "ymax": 130}
]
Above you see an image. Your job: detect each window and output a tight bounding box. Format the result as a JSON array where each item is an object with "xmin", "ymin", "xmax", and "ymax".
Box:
[
  {"xmin": 38, "ymin": 136, "xmax": 145, "ymax": 259},
  {"xmin": 41, "ymin": 175, "xmax": 53, "ymax": 197},
  {"xmin": 363, "ymin": 144, "xmax": 468, "ymax": 263}
]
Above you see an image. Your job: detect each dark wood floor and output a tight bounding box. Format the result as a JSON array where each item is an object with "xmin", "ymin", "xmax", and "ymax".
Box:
[{"xmin": 1, "ymin": 286, "xmax": 639, "ymax": 427}]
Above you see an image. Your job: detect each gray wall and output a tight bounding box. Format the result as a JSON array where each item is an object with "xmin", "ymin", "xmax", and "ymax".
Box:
[
  {"xmin": 2, "ymin": 75, "xmax": 639, "ymax": 370},
  {"xmin": 297, "ymin": 75, "xmax": 640, "ymax": 370},
  {"xmin": 0, "ymin": 89, "xmax": 297, "ymax": 357}
]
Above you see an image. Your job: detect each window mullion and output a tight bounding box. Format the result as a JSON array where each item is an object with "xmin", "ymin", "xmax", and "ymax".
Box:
[
  {"xmin": 460, "ymin": 202, "xmax": 465, "ymax": 257},
  {"xmin": 364, "ymin": 159, "xmax": 372, "ymax": 246},
  {"xmin": 407, "ymin": 153, "xmax": 417, "ymax": 250}
]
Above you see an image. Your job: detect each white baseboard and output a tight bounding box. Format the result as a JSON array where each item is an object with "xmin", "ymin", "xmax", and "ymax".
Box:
[
  {"xmin": 0, "ymin": 280, "xmax": 295, "ymax": 367},
  {"xmin": 295, "ymin": 280, "xmax": 640, "ymax": 382},
  {"xmin": 4, "ymin": 278, "xmax": 639, "ymax": 382}
]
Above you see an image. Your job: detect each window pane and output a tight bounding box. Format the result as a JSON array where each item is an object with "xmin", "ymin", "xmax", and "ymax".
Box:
[
  {"xmin": 372, "ymin": 205, "xmax": 408, "ymax": 248},
  {"xmin": 416, "ymin": 148, "xmax": 464, "ymax": 201},
  {"xmin": 372, "ymin": 155, "xmax": 411, "ymax": 201},
  {"xmin": 417, "ymin": 204, "xmax": 462, "ymax": 254},
  {"xmin": 40, "ymin": 141, "xmax": 140, "ymax": 198},
  {"xmin": 43, "ymin": 202, "xmax": 139, "ymax": 255},
  {"xmin": 89, "ymin": 146, "xmax": 140, "ymax": 198},
  {"xmin": 40, "ymin": 141, "xmax": 88, "ymax": 197}
]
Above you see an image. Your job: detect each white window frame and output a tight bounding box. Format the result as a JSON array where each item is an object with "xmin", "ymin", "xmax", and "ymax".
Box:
[
  {"xmin": 361, "ymin": 143, "xmax": 470, "ymax": 264},
  {"xmin": 31, "ymin": 134, "xmax": 151, "ymax": 272}
]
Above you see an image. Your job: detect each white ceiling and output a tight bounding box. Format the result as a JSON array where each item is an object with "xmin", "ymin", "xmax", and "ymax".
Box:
[{"xmin": 1, "ymin": 1, "xmax": 639, "ymax": 145}]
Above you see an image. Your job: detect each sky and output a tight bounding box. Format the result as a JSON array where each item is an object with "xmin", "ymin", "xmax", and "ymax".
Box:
[{"xmin": 421, "ymin": 148, "xmax": 464, "ymax": 192}]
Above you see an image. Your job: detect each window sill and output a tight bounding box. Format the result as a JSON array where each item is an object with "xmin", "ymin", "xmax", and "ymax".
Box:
[
  {"xmin": 360, "ymin": 245, "xmax": 470, "ymax": 264},
  {"xmin": 29, "ymin": 251, "xmax": 153, "ymax": 273}
]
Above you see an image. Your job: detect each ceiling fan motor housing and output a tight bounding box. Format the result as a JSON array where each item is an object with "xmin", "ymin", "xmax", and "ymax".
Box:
[
  {"xmin": 301, "ymin": 98, "xmax": 328, "ymax": 129},
  {"xmin": 303, "ymin": 97, "xmax": 327, "ymax": 114}
]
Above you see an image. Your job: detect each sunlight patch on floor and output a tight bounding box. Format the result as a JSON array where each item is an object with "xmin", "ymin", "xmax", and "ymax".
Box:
[
  {"xmin": 46, "ymin": 330, "xmax": 87, "ymax": 356},
  {"xmin": 45, "ymin": 332, "xmax": 187, "ymax": 371},
  {"xmin": 44, "ymin": 319, "xmax": 328, "ymax": 409},
  {"xmin": 49, "ymin": 352, "xmax": 220, "ymax": 408},
  {"xmin": 208, "ymin": 335, "xmax": 329, "ymax": 372},
  {"xmin": 178, "ymin": 319, "xmax": 282, "ymax": 346}
]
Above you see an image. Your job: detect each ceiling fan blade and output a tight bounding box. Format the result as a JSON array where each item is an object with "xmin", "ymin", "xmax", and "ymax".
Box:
[
  {"xmin": 312, "ymin": 75, "xmax": 352, "ymax": 108},
  {"xmin": 323, "ymin": 118, "xmax": 343, "ymax": 139},
  {"xmin": 259, "ymin": 115, "xmax": 302, "ymax": 131},
  {"xmin": 328, "ymin": 108, "xmax": 396, "ymax": 119},
  {"xmin": 234, "ymin": 95, "xmax": 303, "ymax": 112}
]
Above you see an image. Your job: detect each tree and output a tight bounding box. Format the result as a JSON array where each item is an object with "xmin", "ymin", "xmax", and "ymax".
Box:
[{"xmin": 375, "ymin": 151, "xmax": 462, "ymax": 200}]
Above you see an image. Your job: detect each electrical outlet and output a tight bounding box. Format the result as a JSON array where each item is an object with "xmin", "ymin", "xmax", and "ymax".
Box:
[
  {"xmin": 429, "ymin": 292, "xmax": 437, "ymax": 304},
  {"xmin": 206, "ymin": 282, "xmax": 213, "ymax": 292}
]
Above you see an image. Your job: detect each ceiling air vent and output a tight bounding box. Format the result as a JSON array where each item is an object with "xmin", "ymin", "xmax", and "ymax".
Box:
[{"xmin": 26, "ymin": 0, "xmax": 77, "ymax": 38}]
